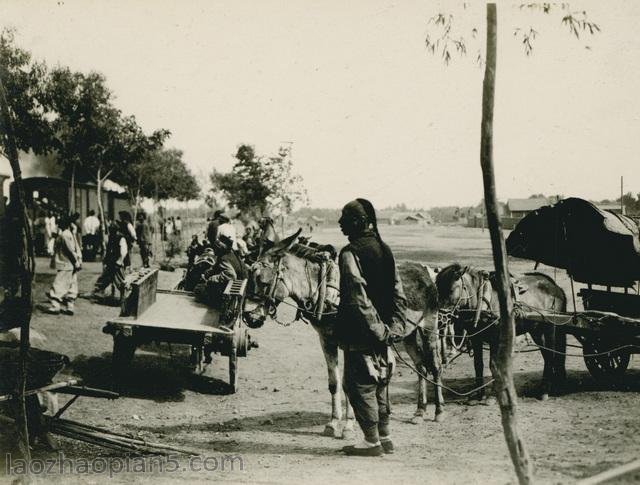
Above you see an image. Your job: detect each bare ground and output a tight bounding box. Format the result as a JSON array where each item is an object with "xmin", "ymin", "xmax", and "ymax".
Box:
[{"xmin": 1, "ymin": 225, "xmax": 639, "ymax": 484}]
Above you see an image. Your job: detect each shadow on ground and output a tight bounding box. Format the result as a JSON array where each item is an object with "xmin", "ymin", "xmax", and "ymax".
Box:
[
  {"xmin": 135, "ymin": 410, "xmax": 340, "ymax": 455},
  {"xmin": 69, "ymin": 348, "xmax": 233, "ymax": 402}
]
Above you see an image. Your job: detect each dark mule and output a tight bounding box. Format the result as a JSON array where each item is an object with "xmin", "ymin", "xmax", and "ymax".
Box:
[
  {"xmin": 246, "ymin": 230, "xmax": 446, "ymax": 437},
  {"xmin": 435, "ymin": 263, "xmax": 567, "ymax": 400}
]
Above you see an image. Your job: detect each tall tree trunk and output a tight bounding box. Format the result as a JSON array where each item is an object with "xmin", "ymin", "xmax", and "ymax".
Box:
[
  {"xmin": 0, "ymin": 74, "xmax": 34, "ymax": 466},
  {"xmin": 96, "ymin": 167, "xmax": 107, "ymax": 256},
  {"xmin": 133, "ymin": 182, "xmax": 141, "ymax": 222},
  {"xmin": 480, "ymin": 4, "xmax": 533, "ymax": 484},
  {"xmin": 70, "ymin": 160, "xmax": 76, "ymax": 214}
]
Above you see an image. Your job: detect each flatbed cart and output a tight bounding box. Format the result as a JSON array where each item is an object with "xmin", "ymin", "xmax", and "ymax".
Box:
[{"xmin": 103, "ymin": 269, "xmax": 257, "ymax": 393}]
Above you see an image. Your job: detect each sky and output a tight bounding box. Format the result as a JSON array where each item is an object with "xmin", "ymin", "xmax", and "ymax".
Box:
[{"xmin": 2, "ymin": 0, "xmax": 639, "ymax": 209}]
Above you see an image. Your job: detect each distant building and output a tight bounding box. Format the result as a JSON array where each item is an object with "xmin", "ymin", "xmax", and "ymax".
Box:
[
  {"xmin": 505, "ymin": 197, "xmax": 551, "ymax": 219},
  {"xmin": 389, "ymin": 211, "xmax": 433, "ymax": 225},
  {"xmin": 296, "ymin": 215, "xmax": 326, "ymax": 227},
  {"xmin": 18, "ymin": 176, "xmax": 131, "ymax": 223},
  {"xmin": 596, "ymin": 203, "xmax": 625, "ymax": 215}
]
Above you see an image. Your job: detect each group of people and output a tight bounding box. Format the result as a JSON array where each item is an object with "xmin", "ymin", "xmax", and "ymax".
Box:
[
  {"xmin": 45, "ymin": 199, "xmax": 402, "ymax": 457},
  {"xmin": 189, "ymin": 201, "xmax": 405, "ymax": 457},
  {"xmin": 186, "ymin": 210, "xmax": 255, "ymax": 306},
  {"xmin": 45, "ymin": 210, "xmax": 154, "ymax": 314},
  {"xmin": 159, "ymin": 216, "xmax": 182, "ymax": 240}
]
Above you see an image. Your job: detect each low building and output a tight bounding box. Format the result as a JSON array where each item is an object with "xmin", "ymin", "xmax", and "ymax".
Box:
[
  {"xmin": 18, "ymin": 176, "xmax": 131, "ymax": 223},
  {"xmin": 505, "ymin": 197, "xmax": 551, "ymax": 219},
  {"xmin": 391, "ymin": 211, "xmax": 433, "ymax": 225},
  {"xmin": 596, "ymin": 203, "xmax": 625, "ymax": 215}
]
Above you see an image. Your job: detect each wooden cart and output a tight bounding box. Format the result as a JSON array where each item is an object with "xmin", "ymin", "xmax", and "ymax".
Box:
[
  {"xmin": 517, "ymin": 288, "xmax": 640, "ymax": 382},
  {"xmin": 103, "ymin": 270, "xmax": 257, "ymax": 393},
  {"xmin": 504, "ymin": 197, "xmax": 640, "ymax": 383}
]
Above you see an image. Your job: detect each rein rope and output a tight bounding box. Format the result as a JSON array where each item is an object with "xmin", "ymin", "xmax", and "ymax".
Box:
[{"xmin": 251, "ymin": 252, "xmax": 339, "ymax": 327}]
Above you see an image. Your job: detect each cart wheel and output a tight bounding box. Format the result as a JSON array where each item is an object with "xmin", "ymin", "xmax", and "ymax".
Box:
[
  {"xmin": 583, "ymin": 338, "xmax": 631, "ymax": 382},
  {"xmin": 112, "ymin": 335, "xmax": 137, "ymax": 384},
  {"xmin": 228, "ymin": 348, "xmax": 238, "ymax": 393}
]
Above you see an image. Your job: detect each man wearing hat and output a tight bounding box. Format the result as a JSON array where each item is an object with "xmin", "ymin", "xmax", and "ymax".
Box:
[
  {"xmin": 196, "ymin": 224, "xmax": 247, "ymax": 307},
  {"xmin": 336, "ymin": 198, "xmax": 407, "ymax": 457}
]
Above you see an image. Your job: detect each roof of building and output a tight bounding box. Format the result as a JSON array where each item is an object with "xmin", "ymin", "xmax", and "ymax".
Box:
[{"xmin": 506, "ymin": 197, "xmax": 550, "ymax": 212}]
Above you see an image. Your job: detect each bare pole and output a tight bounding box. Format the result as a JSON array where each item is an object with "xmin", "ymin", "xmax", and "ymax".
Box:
[
  {"xmin": 479, "ymin": 4, "xmax": 533, "ymax": 484},
  {"xmin": 0, "ymin": 72, "xmax": 34, "ymax": 466}
]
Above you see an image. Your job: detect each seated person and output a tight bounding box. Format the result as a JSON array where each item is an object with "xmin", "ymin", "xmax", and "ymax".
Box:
[{"xmin": 194, "ymin": 226, "xmax": 247, "ymax": 307}]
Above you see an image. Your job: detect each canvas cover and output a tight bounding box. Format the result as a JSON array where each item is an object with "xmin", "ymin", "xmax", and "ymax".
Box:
[{"xmin": 506, "ymin": 197, "xmax": 640, "ymax": 287}]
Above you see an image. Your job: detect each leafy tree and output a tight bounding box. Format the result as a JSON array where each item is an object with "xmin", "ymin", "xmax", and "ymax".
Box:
[
  {"xmin": 264, "ymin": 144, "xmax": 309, "ymax": 217},
  {"xmin": 145, "ymin": 148, "xmax": 200, "ymax": 202},
  {"xmin": 617, "ymin": 192, "xmax": 640, "ymax": 215},
  {"xmin": 210, "ymin": 143, "xmax": 307, "ymax": 218},
  {"xmin": 0, "ymin": 27, "xmax": 53, "ymax": 157},
  {"xmin": 110, "ymin": 118, "xmax": 170, "ymax": 216}
]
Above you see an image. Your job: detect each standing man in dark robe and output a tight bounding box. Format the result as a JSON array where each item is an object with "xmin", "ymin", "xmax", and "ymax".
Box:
[
  {"xmin": 336, "ymin": 198, "xmax": 407, "ymax": 457},
  {"xmin": 136, "ymin": 212, "xmax": 153, "ymax": 268},
  {"xmin": 206, "ymin": 210, "xmax": 224, "ymax": 246},
  {"xmin": 92, "ymin": 221, "xmax": 130, "ymax": 301}
]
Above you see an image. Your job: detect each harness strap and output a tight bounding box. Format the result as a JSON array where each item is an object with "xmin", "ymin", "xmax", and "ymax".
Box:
[{"xmin": 315, "ymin": 259, "xmax": 328, "ymax": 320}]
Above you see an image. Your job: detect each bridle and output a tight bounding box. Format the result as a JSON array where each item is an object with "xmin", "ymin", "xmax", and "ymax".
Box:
[
  {"xmin": 248, "ymin": 251, "xmax": 339, "ymax": 326},
  {"xmin": 439, "ymin": 266, "xmax": 492, "ymax": 351}
]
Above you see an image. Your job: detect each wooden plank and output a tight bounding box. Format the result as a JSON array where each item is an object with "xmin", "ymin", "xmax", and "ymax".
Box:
[
  {"xmin": 107, "ymin": 291, "xmax": 228, "ymax": 334},
  {"xmin": 516, "ymin": 309, "xmax": 640, "ymax": 335},
  {"xmin": 577, "ymin": 459, "xmax": 640, "ymax": 485},
  {"xmin": 120, "ymin": 269, "xmax": 159, "ymax": 317}
]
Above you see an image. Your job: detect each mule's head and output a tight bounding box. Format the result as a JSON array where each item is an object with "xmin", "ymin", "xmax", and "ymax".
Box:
[
  {"xmin": 244, "ymin": 229, "xmax": 302, "ymax": 327},
  {"xmin": 435, "ymin": 263, "xmax": 489, "ymax": 312}
]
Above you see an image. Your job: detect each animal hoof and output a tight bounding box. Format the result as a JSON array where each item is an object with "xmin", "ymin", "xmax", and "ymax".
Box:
[
  {"xmin": 410, "ymin": 415, "xmax": 423, "ymax": 425},
  {"xmin": 323, "ymin": 425, "xmax": 338, "ymax": 437},
  {"xmin": 434, "ymin": 412, "xmax": 445, "ymax": 423},
  {"xmin": 484, "ymin": 396, "xmax": 497, "ymax": 406},
  {"xmin": 341, "ymin": 428, "xmax": 356, "ymax": 441},
  {"xmin": 540, "ymin": 393, "xmax": 549, "ymax": 401}
]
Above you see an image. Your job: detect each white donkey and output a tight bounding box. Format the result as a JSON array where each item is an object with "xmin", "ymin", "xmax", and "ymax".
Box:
[{"xmin": 245, "ymin": 229, "xmax": 446, "ymax": 439}]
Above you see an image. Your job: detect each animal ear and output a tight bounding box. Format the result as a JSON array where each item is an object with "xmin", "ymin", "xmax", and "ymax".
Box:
[
  {"xmin": 453, "ymin": 264, "xmax": 467, "ymax": 278},
  {"xmin": 271, "ymin": 228, "xmax": 302, "ymax": 254}
]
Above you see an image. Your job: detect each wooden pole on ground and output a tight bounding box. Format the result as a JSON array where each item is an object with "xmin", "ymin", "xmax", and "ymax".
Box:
[
  {"xmin": 0, "ymin": 72, "xmax": 35, "ymax": 468},
  {"xmin": 479, "ymin": 4, "xmax": 533, "ymax": 484}
]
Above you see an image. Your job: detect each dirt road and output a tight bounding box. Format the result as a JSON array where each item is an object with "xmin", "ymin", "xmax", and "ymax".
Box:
[{"xmin": 2, "ymin": 225, "xmax": 639, "ymax": 484}]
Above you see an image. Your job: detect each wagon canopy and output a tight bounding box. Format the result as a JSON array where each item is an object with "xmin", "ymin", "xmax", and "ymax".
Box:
[{"xmin": 506, "ymin": 197, "xmax": 640, "ymax": 287}]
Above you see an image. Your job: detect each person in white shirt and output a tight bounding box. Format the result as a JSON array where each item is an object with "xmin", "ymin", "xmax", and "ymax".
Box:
[
  {"xmin": 165, "ymin": 217, "xmax": 174, "ymax": 237},
  {"xmin": 46, "ymin": 215, "xmax": 82, "ymax": 315},
  {"xmin": 174, "ymin": 216, "xmax": 183, "ymax": 236},
  {"xmin": 83, "ymin": 210, "xmax": 100, "ymax": 235},
  {"xmin": 82, "ymin": 209, "xmax": 101, "ymax": 261},
  {"xmin": 44, "ymin": 212, "xmax": 57, "ymax": 256}
]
